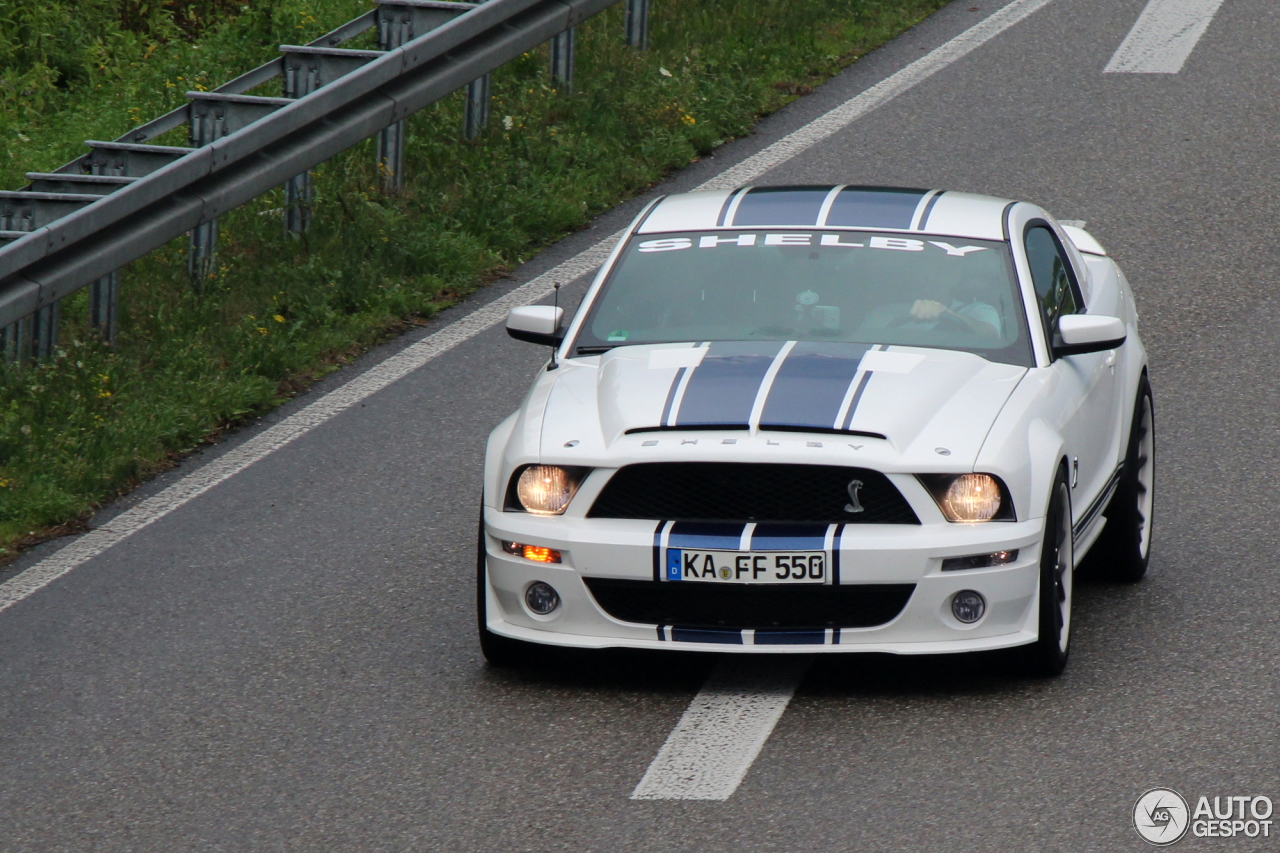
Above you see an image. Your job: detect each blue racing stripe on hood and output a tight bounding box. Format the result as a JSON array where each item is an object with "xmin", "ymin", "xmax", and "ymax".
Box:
[
  {"xmin": 749, "ymin": 523, "xmax": 829, "ymax": 551},
  {"xmin": 824, "ymin": 186, "xmax": 929, "ymax": 229},
  {"xmin": 759, "ymin": 342, "xmax": 870, "ymax": 430},
  {"xmin": 730, "ymin": 186, "xmax": 831, "ymax": 226},
  {"xmin": 674, "ymin": 341, "xmax": 783, "ymax": 427}
]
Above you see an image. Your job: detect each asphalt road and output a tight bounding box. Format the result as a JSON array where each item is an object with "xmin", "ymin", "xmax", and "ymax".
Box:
[{"xmin": 3, "ymin": 0, "xmax": 1278, "ymax": 849}]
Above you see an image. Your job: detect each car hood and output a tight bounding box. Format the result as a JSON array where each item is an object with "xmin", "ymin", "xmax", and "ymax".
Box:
[{"xmin": 538, "ymin": 342, "xmax": 1027, "ymax": 469}]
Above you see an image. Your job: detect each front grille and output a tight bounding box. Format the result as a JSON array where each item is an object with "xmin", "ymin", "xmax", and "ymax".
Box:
[
  {"xmin": 584, "ymin": 578, "xmax": 915, "ymax": 630},
  {"xmin": 587, "ymin": 463, "xmax": 919, "ymax": 524}
]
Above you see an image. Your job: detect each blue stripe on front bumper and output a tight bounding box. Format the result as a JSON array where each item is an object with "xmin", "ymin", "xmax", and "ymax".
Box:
[
  {"xmin": 749, "ymin": 523, "xmax": 829, "ymax": 551},
  {"xmin": 668, "ymin": 521, "xmax": 746, "ymax": 550},
  {"xmin": 671, "ymin": 627, "xmax": 744, "ymax": 644},
  {"xmin": 755, "ymin": 630, "xmax": 826, "ymax": 645}
]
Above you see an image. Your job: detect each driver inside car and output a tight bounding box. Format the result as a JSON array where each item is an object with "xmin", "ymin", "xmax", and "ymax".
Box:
[{"xmin": 859, "ymin": 273, "xmax": 1002, "ymax": 340}]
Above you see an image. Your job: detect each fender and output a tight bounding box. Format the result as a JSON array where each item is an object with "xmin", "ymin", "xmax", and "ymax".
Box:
[
  {"xmin": 1025, "ymin": 418, "xmax": 1068, "ymax": 521},
  {"xmin": 484, "ymin": 411, "xmax": 518, "ymax": 508},
  {"xmin": 975, "ymin": 369, "xmax": 1065, "ymax": 522}
]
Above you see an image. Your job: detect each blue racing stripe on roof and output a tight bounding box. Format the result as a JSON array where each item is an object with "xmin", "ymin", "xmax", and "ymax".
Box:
[
  {"xmin": 918, "ymin": 190, "xmax": 945, "ymax": 230},
  {"xmin": 674, "ymin": 341, "xmax": 783, "ymax": 427},
  {"xmin": 825, "ymin": 186, "xmax": 929, "ymax": 229},
  {"xmin": 668, "ymin": 522, "xmax": 746, "ymax": 550},
  {"xmin": 716, "ymin": 188, "xmax": 745, "ymax": 226},
  {"xmin": 730, "ymin": 186, "xmax": 832, "ymax": 227},
  {"xmin": 749, "ymin": 523, "xmax": 829, "ymax": 551},
  {"xmin": 759, "ymin": 342, "xmax": 870, "ymax": 430}
]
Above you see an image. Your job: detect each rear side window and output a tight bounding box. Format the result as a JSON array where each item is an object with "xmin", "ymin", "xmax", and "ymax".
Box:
[{"xmin": 1024, "ymin": 226, "xmax": 1081, "ymax": 337}]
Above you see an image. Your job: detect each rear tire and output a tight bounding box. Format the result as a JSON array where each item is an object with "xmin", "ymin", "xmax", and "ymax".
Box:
[
  {"xmin": 1094, "ymin": 376, "xmax": 1154, "ymax": 583},
  {"xmin": 476, "ymin": 512, "xmax": 534, "ymax": 667},
  {"xmin": 1023, "ymin": 467, "xmax": 1074, "ymax": 678}
]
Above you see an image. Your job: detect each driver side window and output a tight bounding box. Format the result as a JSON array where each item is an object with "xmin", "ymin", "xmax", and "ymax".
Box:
[{"xmin": 1024, "ymin": 226, "xmax": 1080, "ymax": 339}]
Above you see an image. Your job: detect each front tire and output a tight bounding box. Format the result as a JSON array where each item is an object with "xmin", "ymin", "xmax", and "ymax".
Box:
[
  {"xmin": 1023, "ymin": 467, "xmax": 1074, "ymax": 677},
  {"xmin": 1094, "ymin": 376, "xmax": 1154, "ymax": 582},
  {"xmin": 476, "ymin": 512, "xmax": 534, "ymax": 667}
]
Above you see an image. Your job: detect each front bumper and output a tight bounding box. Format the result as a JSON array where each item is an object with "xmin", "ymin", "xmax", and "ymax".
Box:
[{"xmin": 482, "ymin": 508, "xmax": 1044, "ymax": 654}]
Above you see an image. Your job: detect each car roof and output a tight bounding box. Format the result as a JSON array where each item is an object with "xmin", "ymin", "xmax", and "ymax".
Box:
[{"xmin": 636, "ymin": 185, "xmax": 1013, "ymax": 241}]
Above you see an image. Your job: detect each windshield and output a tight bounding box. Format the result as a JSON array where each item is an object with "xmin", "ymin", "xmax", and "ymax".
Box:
[{"xmin": 574, "ymin": 230, "xmax": 1033, "ymax": 366}]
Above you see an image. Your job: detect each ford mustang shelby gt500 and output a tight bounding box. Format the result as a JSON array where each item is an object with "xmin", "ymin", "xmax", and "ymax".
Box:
[{"xmin": 480, "ymin": 185, "xmax": 1154, "ymax": 675}]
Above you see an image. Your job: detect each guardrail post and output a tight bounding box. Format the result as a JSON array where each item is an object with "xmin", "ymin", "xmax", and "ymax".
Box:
[
  {"xmin": 464, "ymin": 74, "xmax": 491, "ymax": 139},
  {"xmin": 0, "ymin": 320, "xmax": 26, "ymax": 365},
  {"xmin": 281, "ymin": 44, "xmax": 385, "ymax": 219},
  {"xmin": 376, "ymin": 6, "xmax": 411, "ymax": 192},
  {"xmin": 185, "ymin": 92, "xmax": 291, "ymax": 286},
  {"xmin": 625, "ymin": 0, "xmax": 649, "ymax": 49},
  {"xmin": 31, "ymin": 302, "xmax": 58, "ymax": 359},
  {"xmin": 188, "ymin": 221, "xmax": 218, "ymax": 289},
  {"xmin": 89, "ymin": 272, "xmax": 120, "ymax": 344},
  {"xmin": 550, "ymin": 27, "xmax": 575, "ymax": 91},
  {"xmin": 377, "ymin": 121, "xmax": 405, "ymax": 193}
]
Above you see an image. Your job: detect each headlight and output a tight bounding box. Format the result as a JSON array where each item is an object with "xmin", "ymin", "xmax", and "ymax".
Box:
[
  {"xmin": 507, "ymin": 465, "xmax": 588, "ymax": 515},
  {"xmin": 918, "ymin": 473, "xmax": 1013, "ymax": 522}
]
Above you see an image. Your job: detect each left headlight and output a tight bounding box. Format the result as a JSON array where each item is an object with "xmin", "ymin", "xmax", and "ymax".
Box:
[
  {"xmin": 505, "ymin": 465, "xmax": 590, "ymax": 515},
  {"xmin": 918, "ymin": 473, "xmax": 1015, "ymax": 522}
]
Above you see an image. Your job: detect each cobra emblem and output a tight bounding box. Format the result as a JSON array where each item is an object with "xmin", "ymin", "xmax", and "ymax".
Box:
[{"xmin": 844, "ymin": 479, "xmax": 865, "ymax": 513}]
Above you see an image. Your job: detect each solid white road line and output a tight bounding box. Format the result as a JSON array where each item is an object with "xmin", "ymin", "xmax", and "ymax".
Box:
[
  {"xmin": 0, "ymin": 0, "xmax": 1055, "ymax": 614},
  {"xmin": 631, "ymin": 659, "xmax": 807, "ymax": 801},
  {"xmin": 1105, "ymin": 0, "xmax": 1226, "ymax": 74}
]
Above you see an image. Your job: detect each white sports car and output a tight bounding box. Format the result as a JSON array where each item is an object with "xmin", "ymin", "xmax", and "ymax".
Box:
[{"xmin": 480, "ymin": 185, "xmax": 1153, "ymax": 675}]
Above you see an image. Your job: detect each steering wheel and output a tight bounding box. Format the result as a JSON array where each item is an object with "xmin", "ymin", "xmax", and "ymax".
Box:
[{"xmin": 885, "ymin": 305, "xmax": 970, "ymax": 332}]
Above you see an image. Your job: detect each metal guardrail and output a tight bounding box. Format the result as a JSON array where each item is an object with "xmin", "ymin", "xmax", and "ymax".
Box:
[{"xmin": 0, "ymin": 0, "xmax": 652, "ymax": 362}]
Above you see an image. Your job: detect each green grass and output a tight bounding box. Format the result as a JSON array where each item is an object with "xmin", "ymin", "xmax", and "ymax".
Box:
[{"xmin": 0, "ymin": 0, "xmax": 948, "ymax": 557}]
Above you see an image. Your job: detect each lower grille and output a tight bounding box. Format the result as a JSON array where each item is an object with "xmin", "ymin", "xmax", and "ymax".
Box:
[{"xmin": 583, "ymin": 578, "xmax": 915, "ymax": 630}]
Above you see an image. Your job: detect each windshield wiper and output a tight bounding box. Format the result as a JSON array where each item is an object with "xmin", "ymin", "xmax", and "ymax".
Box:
[{"xmin": 575, "ymin": 345, "xmax": 616, "ymax": 355}]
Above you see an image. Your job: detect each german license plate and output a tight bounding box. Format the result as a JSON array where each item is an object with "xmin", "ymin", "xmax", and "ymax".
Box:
[{"xmin": 665, "ymin": 549, "xmax": 827, "ymax": 584}]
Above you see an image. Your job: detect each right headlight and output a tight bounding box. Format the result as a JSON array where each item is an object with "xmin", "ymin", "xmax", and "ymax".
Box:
[
  {"xmin": 505, "ymin": 465, "xmax": 590, "ymax": 515},
  {"xmin": 918, "ymin": 473, "xmax": 1015, "ymax": 522}
]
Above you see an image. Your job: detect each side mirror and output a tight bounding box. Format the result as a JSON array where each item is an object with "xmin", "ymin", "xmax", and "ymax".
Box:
[
  {"xmin": 1054, "ymin": 314, "xmax": 1126, "ymax": 357},
  {"xmin": 506, "ymin": 305, "xmax": 565, "ymax": 346}
]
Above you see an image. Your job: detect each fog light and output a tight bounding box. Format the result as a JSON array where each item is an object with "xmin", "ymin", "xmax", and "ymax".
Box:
[
  {"xmin": 502, "ymin": 541, "xmax": 562, "ymax": 563},
  {"xmin": 525, "ymin": 582, "xmax": 561, "ymax": 615},
  {"xmin": 951, "ymin": 590, "xmax": 986, "ymax": 623}
]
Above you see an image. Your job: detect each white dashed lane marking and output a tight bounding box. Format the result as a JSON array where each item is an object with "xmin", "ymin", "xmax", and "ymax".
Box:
[
  {"xmin": 631, "ymin": 659, "xmax": 807, "ymax": 801},
  {"xmin": 1105, "ymin": 0, "xmax": 1226, "ymax": 74}
]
